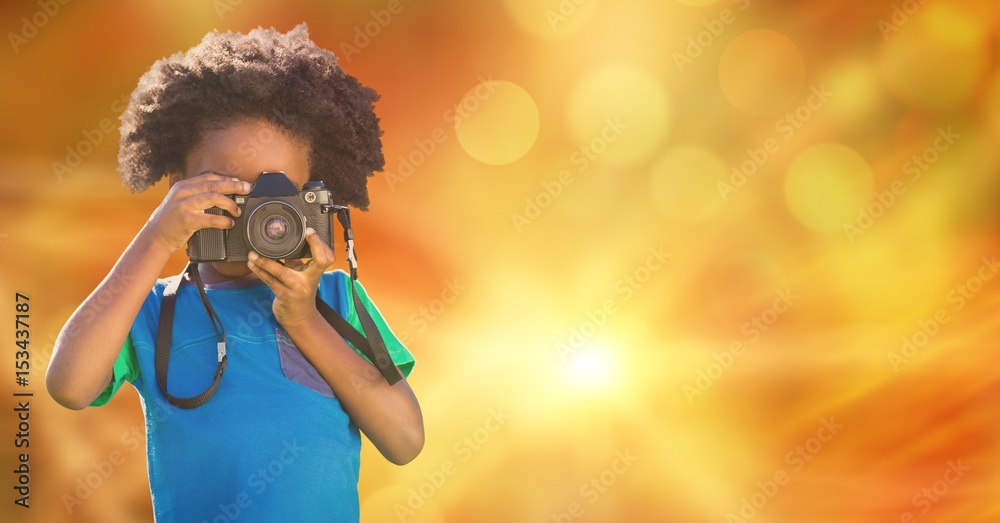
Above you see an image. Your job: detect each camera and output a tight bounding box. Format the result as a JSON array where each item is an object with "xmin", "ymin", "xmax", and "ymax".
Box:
[{"xmin": 188, "ymin": 172, "xmax": 335, "ymax": 262}]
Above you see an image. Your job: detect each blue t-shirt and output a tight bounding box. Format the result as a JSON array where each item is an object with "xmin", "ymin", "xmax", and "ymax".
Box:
[{"xmin": 92, "ymin": 270, "xmax": 414, "ymax": 523}]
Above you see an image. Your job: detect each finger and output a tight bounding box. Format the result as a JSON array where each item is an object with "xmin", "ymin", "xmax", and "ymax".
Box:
[
  {"xmin": 247, "ymin": 253, "xmax": 291, "ymax": 291},
  {"xmin": 183, "ymin": 191, "xmax": 243, "ymax": 218},
  {"xmin": 175, "ymin": 177, "xmax": 252, "ymax": 199},
  {"xmin": 170, "ymin": 172, "xmax": 228, "ymax": 192},
  {"xmin": 248, "ymin": 251, "xmax": 293, "ymax": 289},
  {"xmin": 284, "ymin": 259, "xmax": 310, "ymax": 272},
  {"xmin": 186, "ymin": 212, "xmax": 236, "ymax": 231},
  {"xmin": 186, "ymin": 172, "xmax": 228, "ymax": 183},
  {"xmin": 303, "ymin": 228, "xmax": 335, "ymax": 273}
]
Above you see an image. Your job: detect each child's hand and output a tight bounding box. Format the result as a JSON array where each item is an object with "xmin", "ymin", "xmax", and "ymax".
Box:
[
  {"xmin": 246, "ymin": 227, "xmax": 336, "ymax": 329},
  {"xmin": 145, "ymin": 173, "xmax": 253, "ymax": 253}
]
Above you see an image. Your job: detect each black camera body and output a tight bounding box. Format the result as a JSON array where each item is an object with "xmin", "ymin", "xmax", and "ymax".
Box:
[{"xmin": 188, "ymin": 172, "xmax": 335, "ymax": 262}]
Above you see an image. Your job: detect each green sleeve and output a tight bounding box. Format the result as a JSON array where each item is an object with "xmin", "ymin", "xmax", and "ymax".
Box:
[
  {"xmin": 344, "ymin": 276, "xmax": 415, "ymax": 378},
  {"xmin": 89, "ymin": 335, "xmax": 139, "ymax": 407}
]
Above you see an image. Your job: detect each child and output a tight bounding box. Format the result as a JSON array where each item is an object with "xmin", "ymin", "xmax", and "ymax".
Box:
[{"xmin": 46, "ymin": 24, "xmax": 423, "ymax": 523}]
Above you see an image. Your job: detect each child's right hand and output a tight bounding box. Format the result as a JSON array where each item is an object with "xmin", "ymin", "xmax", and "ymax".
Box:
[{"xmin": 145, "ymin": 172, "xmax": 253, "ymax": 253}]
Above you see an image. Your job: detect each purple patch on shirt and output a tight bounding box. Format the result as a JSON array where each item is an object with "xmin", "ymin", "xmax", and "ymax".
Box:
[{"xmin": 275, "ymin": 327, "xmax": 334, "ymax": 397}]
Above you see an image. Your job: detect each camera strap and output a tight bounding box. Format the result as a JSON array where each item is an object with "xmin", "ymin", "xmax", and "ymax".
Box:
[
  {"xmin": 155, "ymin": 262, "xmax": 228, "ymax": 409},
  {"xmin": 316, "ymin": 207, "xmax": 403, "ymax": 386},
  {"xmin": 154, "ymin": 207, "xmax": 401, "ymax": 409}
]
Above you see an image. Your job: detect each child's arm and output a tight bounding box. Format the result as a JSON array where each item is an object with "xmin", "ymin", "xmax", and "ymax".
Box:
[
  {"xmin": 46, "ymin": 173, "xmax": 252, "ymax": 409},
  {"xmin": 247, "ymin": 230, "xmax": 425, "ymax": 465}
]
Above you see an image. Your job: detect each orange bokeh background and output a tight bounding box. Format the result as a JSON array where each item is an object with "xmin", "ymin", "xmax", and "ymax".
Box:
[{"xmin": 1, "ymin": 0, "xmax": 999, "ymax": 522}]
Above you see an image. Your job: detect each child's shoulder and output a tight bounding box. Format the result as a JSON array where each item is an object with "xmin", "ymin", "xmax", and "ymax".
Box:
[
  {"xmin": 318, "ymin": 268, "xmax": 351, "ymax": 297},
  {"xmin": 321, "ymin": 268, "xmax": 350, "ymax": 282}
]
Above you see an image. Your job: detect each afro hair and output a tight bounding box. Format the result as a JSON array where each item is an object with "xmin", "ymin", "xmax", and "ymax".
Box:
[{"xmin": 117, "ymin": 23, "xmax": 384, "ymax": 210}]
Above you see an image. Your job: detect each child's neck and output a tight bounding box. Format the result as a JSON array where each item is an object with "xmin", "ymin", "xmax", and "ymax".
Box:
[{"xmin": 196, "ymin": 261, "xmax": 259, "ymax": 285}]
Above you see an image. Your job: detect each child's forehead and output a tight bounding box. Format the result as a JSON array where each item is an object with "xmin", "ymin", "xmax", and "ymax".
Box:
[{"xmin": 183, "ymin": 119, "xmax": 311, "ymax": 186}]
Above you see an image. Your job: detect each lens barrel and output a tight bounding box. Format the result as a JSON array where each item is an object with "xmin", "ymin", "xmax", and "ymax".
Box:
[{"xmin": 245, "ymin": 200, "xmax": 306, "ymax": 259}]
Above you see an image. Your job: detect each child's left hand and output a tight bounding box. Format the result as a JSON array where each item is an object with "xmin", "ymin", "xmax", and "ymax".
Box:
[{"xmin": 246, "ymin": 227, "xmax": 335, "ymax": 329}]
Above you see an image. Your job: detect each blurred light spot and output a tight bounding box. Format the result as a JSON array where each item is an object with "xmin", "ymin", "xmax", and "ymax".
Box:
[
  {"xmin": 922, "ymin": 0, "xmax": 992, "ymax": 45},
  {"xmin": 823, "ymin": 58, "xmax": 882, "ymax": 126},
  {"xmin": 649, "ymin": 144, "xmax": 726, "ymax": 223},
  {"xmin": 455, "ymin": 80, "xmax": 540, "ymax": 165},
  {"xmin": 563, "ymin": 342, "xmax": 619, "ymax": 392},
  {"xmin": 361, "ymin": 485, "xmax": 444, "ymax": 523},
  {"xmin": 567, "ymin": 64, "xmax": 670, "ymax": 167},
  {"xmin": 676, "ymin": 0, "xmax": 724, "ymax": 5},
  {"xmin": 719, "ymin": 30, "xmax": 805, "ymax": 115},
  {"xmin": 824, "ymin": 230, "xmax": 951, "ymax": 320},
  {"xmin": 784, "ymin": 144, "xmax": 874, "ymax": 233},
  {"xmin": 878, "ymin": 2, "xmax": 991, "ymax": 110},
  {"xmin": 504, "ymin": 0, "xmax": 602, "ymax": 39}
]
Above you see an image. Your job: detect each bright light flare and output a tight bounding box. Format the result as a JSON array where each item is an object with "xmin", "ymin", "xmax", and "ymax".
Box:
[{"xmin": 562, "ymin": 342, "xmax": 620, "ymax": 392}]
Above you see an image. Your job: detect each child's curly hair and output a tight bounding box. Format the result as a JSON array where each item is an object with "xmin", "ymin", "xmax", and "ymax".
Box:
[{"xmin": 117, "ymin": 23, "xmax": 383, "ymax": 210}]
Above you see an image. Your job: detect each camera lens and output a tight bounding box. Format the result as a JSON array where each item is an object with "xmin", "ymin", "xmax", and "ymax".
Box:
[
  {"xmin": 245, "ymin": 200, "xmax": 305, "ymax": 259},
  {"xmin": 264, "ymin": 216, "xmax": 288, "ymax": 241}
]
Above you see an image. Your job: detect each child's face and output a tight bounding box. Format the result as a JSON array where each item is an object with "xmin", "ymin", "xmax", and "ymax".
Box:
[{"xmin": 177, "ymin": 118, "xmax": 312, "ymax": 280}]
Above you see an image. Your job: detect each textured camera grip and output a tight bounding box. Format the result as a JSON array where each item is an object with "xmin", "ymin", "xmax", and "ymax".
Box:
[{"xmin": 188, "ymin": 208, "xmax": 228, "ymax": 262}]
